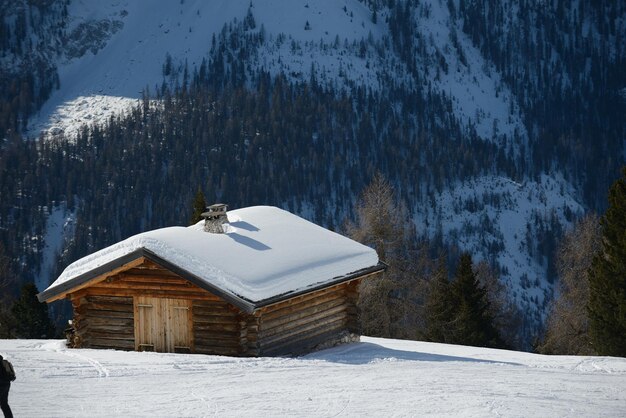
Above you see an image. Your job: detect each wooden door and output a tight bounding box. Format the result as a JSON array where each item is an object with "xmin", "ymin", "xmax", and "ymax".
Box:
[
  {"xmin": 164, "ymin": 298, "xmax": 192, "ymax": 353},
  {"xmin": 134, "ymin": 296, "xmax": 192, "ymax": 353}
]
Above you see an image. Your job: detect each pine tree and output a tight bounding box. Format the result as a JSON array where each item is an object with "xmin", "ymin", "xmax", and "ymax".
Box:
[
  {"xmin": 449, "ymin": 253, "xmax": 501, "ymax": 348},
  {"xmin": 11, "ymin": 283, "xmax": 56, "ymax": 338},
  {"xmin": 588, "ymin": 168, "xmax": 626, "ymax": 357},
  {"xmin": 0, "ymin": 242, "xmax": 16, "ymax": 338},
  {"xmin": 190, "ymin": 188, "xmax": 207, "ymax": 225},
  {"xmin": 424, "ymin": 258, "xmax": 454, "ymax": 343}
]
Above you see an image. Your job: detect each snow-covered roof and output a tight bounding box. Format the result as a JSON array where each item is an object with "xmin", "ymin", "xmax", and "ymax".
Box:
[{"xmin": 40, "ymin": 206, "xmax": 381, "ymax": 310}]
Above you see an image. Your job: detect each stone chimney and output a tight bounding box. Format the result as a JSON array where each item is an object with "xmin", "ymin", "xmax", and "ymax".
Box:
[{"xmin": 201, "ymin": 203, "xmax": 228, "ymax": 233}]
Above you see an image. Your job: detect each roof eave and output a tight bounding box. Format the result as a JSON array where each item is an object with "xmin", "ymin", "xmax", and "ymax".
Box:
[
  {"xmin": 250, "ymin": 261, "xmax": 387, "ymax": 310},
  {"xmin": 36, "ymin": 248, "xmax": 257, "ymax": 313},
  {"xmin": 37, "ymin": 249, "xmax": 386, "ymax": 314}
]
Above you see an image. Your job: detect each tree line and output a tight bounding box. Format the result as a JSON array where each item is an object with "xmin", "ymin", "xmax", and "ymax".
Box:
[
  {"xmin": 2, "ymin": 169, "xmax": 625, "ymax": 356},
  {"xmin": 349, "ymin": 170, "xmax": 626, "ymax": 355}
]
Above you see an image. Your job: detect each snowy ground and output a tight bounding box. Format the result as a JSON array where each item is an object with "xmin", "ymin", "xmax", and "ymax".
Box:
[{"xmin": 0, "ymin": 337, "xmax": 624, "ymax": 417}]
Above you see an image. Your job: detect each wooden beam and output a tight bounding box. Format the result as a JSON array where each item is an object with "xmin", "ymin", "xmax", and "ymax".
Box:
[
  {"xmin": 45, "ymin": 257, "xmax": 148, "ymax": 302},
  {"xmin": 82, "ymin": 287, "xmax": 218, "ymax": 300},
  {"xmin": 261, "ymin": 312, "xmax": 348, "ymax": 347},
  {"xmin": 260, "ymin": 303, "xmax": 348, "ymax": 340}
]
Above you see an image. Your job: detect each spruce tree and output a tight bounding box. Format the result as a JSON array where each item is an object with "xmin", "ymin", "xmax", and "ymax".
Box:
[
  {"xmin": 450, "ymin": 253, "xmax": 501, "ymax": 348},
  {"xmin": 190, "ymin": 188, "xmax": 207, "ymax": 225},
  {"xmin": 588, "ymin": 168, "xmax": 626, "ymax": 357},
  {"xmin": 11, "ymin": 283, "xmax": 56, "ymax": 338},
  {"xmin": 424, "ymin": 258, "xmax": 454, "ymax": 343}
]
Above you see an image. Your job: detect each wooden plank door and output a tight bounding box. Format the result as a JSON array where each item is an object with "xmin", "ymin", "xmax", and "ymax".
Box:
[
  {"xmin": 134, "ymin": 296, "xmax": 164, "ymax": 352},
  {"xmin": 164, "ymin": 298, "xmax": 192, "ymax": 353},
  {"xmin": 134, "ymin": 296, "xmax": 192, "ymax": 353}
]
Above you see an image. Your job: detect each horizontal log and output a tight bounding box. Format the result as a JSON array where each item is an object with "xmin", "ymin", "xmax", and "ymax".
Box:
[
  {"xmin": 193, "ymin": 316, "xmax": 238, "ymax": 328},
  {"xmin": 83, "ymin": 309, "xmax": 134, "ymax": 319},
  {"xmin": 195, "ymin": 346, "xmax": 241, "ymax": 356},
  {"xmin": 262, "ymin": 318, "xmax": 348, "ymax": 355},
  {"xmin": 194, "ymin": 336, "xmax": 240, "ymax": 347},
  {"xmin": 260, "ymin": 291, "xmax": 347, "ymax": 322},
  {"xmin": 76, "ymin": 304, "xmax": 132, "ymax": 314},
  {"xmin": 83, "ymin": 335, "xmax": 135, "ymax": 345},
  {"xmin": 82, "ymin": 324, "xmax": 135, "ymax": 335},
  {"xmin": 260, "ymin": 303, "xmax": 348, "ymax": 339},
  {"xmin": 193, "ymin": 323, "xmax": 241, "ymax": 334},
  {"xmin": 260, "ymin": 312, "xmax": 348, "ymax": 348},
  {"xmin": 260, "ymin": 297, "xmax": 347, "ymax": 331},
  {"xmin": 193, "ymin": 300, "xmax": 234, "ymax": 308},
  {"xmin": 122, "ymin": 268, "xmax": 183, "ymax": 277},
  {"xmin": 84, "ymin": 316, "xmax": 134, "ymax": 327},
  {"xmin": 86, "ymin": 330, "xmax": 135, "ymax": 340},
  {"xmin": 244, "ymin": 323, "xmax": 259, "ymax": 333},
  {"xmin": 193, "ymin": 327, "xmax": 241, "ymax": 338},
  {"xmin": 193, "ymin": 307, "xmax": 238, "ymax": 317},
  {"xmin": 84, "ymin": 287, "xmax": 216, "ymax": 300},
  {"xmin": 96, "ymin": 281, "xmax": 199, "ymax": 291},
  {"xmin": 82, "ymin": 328, "xmax": 133, "ymax": 338},
  {"xmin": 85, "ymin": 295, "xmax": 133, "ymax": 305},
  {"xmin": 84, "ymin": 338, "xmax": 135, "ymax": 350},
  {"xmin": 263, "ymin": 326, "xmax": 348, "ymax": 356},
  {"xmin": 260, "ymin": 283, "xmax": 348, "ymax": 314},
  {"xmin": 193, "ymin": 315, "xmax": 241, "ymax": 326}
]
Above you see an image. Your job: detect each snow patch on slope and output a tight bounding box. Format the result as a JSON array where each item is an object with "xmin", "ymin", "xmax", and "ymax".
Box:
[
  {"xmin": 416, "ymin": 174, "xmax": 583, "ymax": 317},
  {"xmin": 410, "ymin": 0, "xmax": 528, "ymax": 145},
  {"xmin": 29, "ymin": 95, "xmax": 139, "ymax": 139},
  {"xmin": 27, "ymin": 0, "xmax": 388, "ymax": 139},
  {"xmin": 36, "ymin": 203, "xmax": 76, "ymax": 292},
  {"xmin": 27, "ymin": 0, "xmax": 525, "ymax": 145}
]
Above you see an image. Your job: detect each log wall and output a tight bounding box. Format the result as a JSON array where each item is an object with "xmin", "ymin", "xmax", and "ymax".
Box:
[
  {"xmin": 70, "ymin": 294, "xmax": 135, "ymax": 350},
  {"xmin": 192, "ymin": 300, "xmax": 241, "ymax": 356},
  {"xmin": 68, "ymin": 259, "xmax": 234, "ymax": 352},
  {"xmin": 67, "ymin": 258, "xmax": 366, "ymax": 356},
  {"xmin": 254, "ymin": 281, "xmax": 361, "ymax": 356}
]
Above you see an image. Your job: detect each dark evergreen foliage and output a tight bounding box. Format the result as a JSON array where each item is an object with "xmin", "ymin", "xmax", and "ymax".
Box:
[
  {"xmin": 455, "ymin": 0, "xmax": 626, "ymax": 208},
  {"xmin": 588, "ymin": 168, "xmax": 626, "ymax": 357},
  {"xmin": 10, "ymin": 283, "xmax": 56, "ymax": 338},
  {"xmin": 0, "ymin": 1, "xmax": 623, "ymax": 348},
  {"xmin": 449, "ymin": 253, "xmax": 501, "ymax": 348},
  {"xmin": 190, "ymin": 189, "xmax": 207, "ymax": 225},
  {"xmin": 424, "ymin": 258, "xmax": 454, "ymax": 343},
  {"xmin": 0, "ymin": 0, "xmax": 65, "ymax": 140}
]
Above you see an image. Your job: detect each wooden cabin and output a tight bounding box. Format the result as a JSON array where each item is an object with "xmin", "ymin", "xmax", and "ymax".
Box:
[{"xmin": 38, "ymin": 205, "xmax": 384, "ymax": 356}]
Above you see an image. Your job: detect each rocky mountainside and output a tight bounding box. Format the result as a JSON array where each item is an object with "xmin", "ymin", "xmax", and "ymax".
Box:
[{"xmin": 1, "ymin": 0, "xmax": 624, "ymax": 345}]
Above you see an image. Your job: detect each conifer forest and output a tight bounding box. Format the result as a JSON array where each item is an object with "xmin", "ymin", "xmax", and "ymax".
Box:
[{"xmin": 0, "ymin": 0, "xmax": 625, "ymax": 353}]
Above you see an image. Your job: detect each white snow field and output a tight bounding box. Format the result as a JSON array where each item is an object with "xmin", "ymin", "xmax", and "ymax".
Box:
[{"xmin": 0, "ymin": 337, "xmax": 624, "ymax": 417}]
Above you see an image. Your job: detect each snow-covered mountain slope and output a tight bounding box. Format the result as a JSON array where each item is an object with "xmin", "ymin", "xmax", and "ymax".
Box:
[
  {"xmin": 27, "ymin": 0, "xmax": 387, "ymax": 138},
  {"xmin": 415, "ymin": 174, "xmax": 583, "ymax": 321},
  {"xmin": 7, "ymin": 0, "xmax": 617, "ymax": 341},
  {"xmin": 27, "ymin": 0, "xmax": 525, "ymax": 145},
  {"xmin": 12, "ymin": 0, "xmax": 583, "ymax": 332},
  {"xmin": 1, "ymin": 337, "xmax": 624, "ymax": 416}
]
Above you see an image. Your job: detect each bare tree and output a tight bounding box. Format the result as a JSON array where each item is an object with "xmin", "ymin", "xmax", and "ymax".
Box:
[
  {"xmin": 346, "ymin": 173, "xmax": 406, "ymax": 260},
  {"xmin": 539, "ymin": 214, "xmax": 601, "ymax": 355},
  {"xmin": 346, "ymin": 173, "xmax": 416, "ymax": 337}
]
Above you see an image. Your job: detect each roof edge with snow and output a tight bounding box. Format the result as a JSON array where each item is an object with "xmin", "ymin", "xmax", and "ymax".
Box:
[{"xmin": 37, "ymin": 247, "xmax": 386, "ymax": 312}]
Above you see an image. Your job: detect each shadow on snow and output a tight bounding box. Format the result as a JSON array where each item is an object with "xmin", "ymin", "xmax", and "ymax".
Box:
[{"xmin": 303, "ymin": 342, "xmax": 522, "ymax": 367}]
